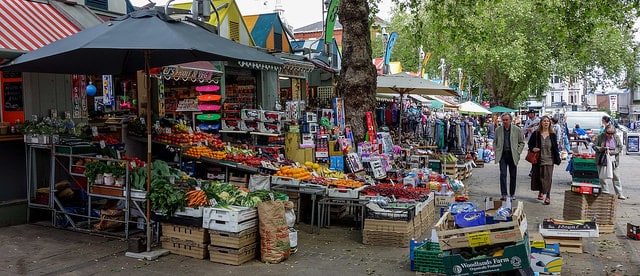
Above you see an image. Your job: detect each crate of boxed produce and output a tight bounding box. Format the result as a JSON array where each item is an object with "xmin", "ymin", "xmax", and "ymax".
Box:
[
  {"xmin": 161, "ymin": 237, "xmax": 209, "ymax": 259},
  {"xmin": 202, "ymin": 206, "xmax": 258, "ymax": 232},
  {"xmin": 434, "ymin": 201, "xmax": 527, "ymax": 251},
  {"xmin": 161, "ymin": 223, "xmax": 209, "ymax": 243},
  {"xmin": 442, "ymin": 233, "xmax": 531, "ymax": 276},
  {"xmin": 327, "ymin": 185, "xmax": 366, "ymax": 198},
  {"xmin": 209, "ymin": 227, "xmax": 258, "ymax": 249}
]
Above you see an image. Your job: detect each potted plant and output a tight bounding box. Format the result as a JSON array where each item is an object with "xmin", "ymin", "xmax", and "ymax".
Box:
[
  {"xmin": 84, "ymin": 161, "xmax": 108, "ymax": 185},
  {"xmin": 110, "ymin": 163, "xmax": 127, "ymax": 187}
]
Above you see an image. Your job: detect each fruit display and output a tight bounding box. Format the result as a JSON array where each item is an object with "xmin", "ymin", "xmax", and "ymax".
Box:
[
  {"xmin": 183, "ymin": 146, "xmax": 216, "ymax": 158},
  {"xmin": 439, "ymin": 153, "xmax": 459, "ymax": 163},
  {"xmin": 273, "ymin": 166, "xmax": 312, "ymax": 180},
  {"xmin": 306, "ymin": 176, "xmax": 333, "ymax": 186},
  {"xmin": 171, "ymin": 123, "xmax": 190, "ymax": 134},
  {"xmin": 153, "ymin": 132, "xmax": 214, "ymax": 146},
  {"xmin": 362, "ymin": 184, "xmax": 425, "ymax": 200},
  {"xmin": 332, "ymin": 178, "xmax": 364, "ymax": 188},
  {"xmin": 92, "ymin": 134, "xmax": 119, "ymax": 145}
]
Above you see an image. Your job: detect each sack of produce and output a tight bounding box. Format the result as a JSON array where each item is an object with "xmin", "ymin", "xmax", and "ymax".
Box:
[
  {"xmin": 94, "ymin": 209, "xmax": 124, "ymax": 231},
  {"xmin": 258, "ymin": 200, "xmax": 290, "ymax": 263}
]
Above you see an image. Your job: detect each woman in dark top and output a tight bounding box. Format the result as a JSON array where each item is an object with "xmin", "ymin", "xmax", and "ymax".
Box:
[{"xmin": 529, "ymin": 116, "xmax": 561, "ymax": 205}]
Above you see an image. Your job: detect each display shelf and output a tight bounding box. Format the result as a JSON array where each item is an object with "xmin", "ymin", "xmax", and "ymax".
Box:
[
  {"xmin": 219, "ymin": 130, "xmax": 248, "ymax": 134},
  {"xmin": 26, "ymin": 143, "xmax": 149, "ymax": 240},
  {"xmin": 250, "ymin": 132, "xmax": 283, "ymax": 137}
]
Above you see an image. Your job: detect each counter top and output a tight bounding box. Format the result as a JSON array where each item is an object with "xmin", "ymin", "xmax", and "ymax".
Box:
[{"xmin": 0, "ymin": 134, "xmax": 23, "ymax": 142}]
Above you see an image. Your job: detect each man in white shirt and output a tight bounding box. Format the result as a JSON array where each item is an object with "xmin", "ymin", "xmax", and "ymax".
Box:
[{"xmin": 523, "ymin": 110, "xmax": 540, "ymax": 139}]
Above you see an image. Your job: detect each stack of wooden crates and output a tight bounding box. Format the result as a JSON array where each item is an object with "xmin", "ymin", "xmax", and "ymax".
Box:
[
  {"xmin": 362, "ymin": 193, "xmax": 436, "ymax": 247},
  {"xmin": 161, "ymin": 223, "xmax": 210, "ymax": 259},
  {"xmin": 202, "ymin": 206, "xmax": 259, "ymax": 265}
]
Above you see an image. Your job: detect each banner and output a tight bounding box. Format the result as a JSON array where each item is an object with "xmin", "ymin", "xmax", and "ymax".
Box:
[
  {"xmin": 384, "ymin": 31, "xmax": 398, "ymax": 66},
  {"xmin": 324, "ymin": 0, "xmax": 340, "ymax": 42},
  {"xmin": 102, "ymin": 75, "xmax": 114, "ymax": 106}
]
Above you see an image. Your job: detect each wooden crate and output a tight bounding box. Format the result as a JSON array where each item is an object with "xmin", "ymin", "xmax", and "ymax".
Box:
[
  {"xmin": 161, "ymin": 223, "xmax": 209, "ymax": 244},
  {"xmin": 161, "ymin": 237, "xmax": 208, "ymax": 259},
  {"xmin": 544, "ymin": 236, "xmax": 583, "ymax": 253},
  {"xmin": 209, "ymin": 227, "xmax": 258, "ymax": 249},
  {"xmin": 363, "ymin": 229, "xmax": 413, "ymax": 247},
  {"xmin": 363, "ymin": 218, "xmax": 414, "ymax": 247},
  {"xmin": 208, "ymin": 243, "xmax": 257, "ymax": 265},
  {"xmin": 434, "ymin": 201, "xmax": 527, "ymax": 250},
  {"xmin": 598, "ymin": 224, "xmax": 615, "ymax": 234},
  {"xmin": 563, "ymin": 191, "xmax": 616, "ymax": 225}
]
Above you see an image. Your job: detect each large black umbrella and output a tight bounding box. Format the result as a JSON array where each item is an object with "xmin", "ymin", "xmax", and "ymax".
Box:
[{"xmin": 2, "ymin": 9, "xmax": 282, "ymax": 252}]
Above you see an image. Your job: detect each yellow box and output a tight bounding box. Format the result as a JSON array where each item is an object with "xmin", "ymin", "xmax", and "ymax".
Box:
[{"xmin": 329, "ymin": 141, "xmax": 343, "ymax": 156}]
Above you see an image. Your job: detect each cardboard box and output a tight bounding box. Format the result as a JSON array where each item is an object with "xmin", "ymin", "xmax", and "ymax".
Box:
[
  {"xmin": 240, "ymin": 109, "xmax": 260, "ymax": 121},
  {"xmin": 530, "ymin": 252, "xmax": 563, "ymax": 274},
  {"xmin": 442, "ymin": 233, "xmax": 530, "ymax": 276},
  {"xmin": 329, "ymin": 141, "xmax": 343, "ymax": 156},
  {"xmin": 538, "ymin": 223, "xmax": 599, "ymax": 238},
  {"xmin": 161, "ymin": 223, "xmax": 209, "ymax": 243}
]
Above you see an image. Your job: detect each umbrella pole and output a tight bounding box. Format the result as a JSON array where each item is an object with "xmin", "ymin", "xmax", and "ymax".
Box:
[{"xmin": 145, "ymin": 51, "xmax": 152, "ymax": 252}]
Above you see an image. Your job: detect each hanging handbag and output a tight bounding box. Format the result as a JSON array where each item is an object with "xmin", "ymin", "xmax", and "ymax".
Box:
[
  {"xmin": 525, "ymin": 132, "xmax": 540, "ymax": 164},
  {"xmin": 597, "ymin": 151, "xmax": 608, "ymax": 166}
]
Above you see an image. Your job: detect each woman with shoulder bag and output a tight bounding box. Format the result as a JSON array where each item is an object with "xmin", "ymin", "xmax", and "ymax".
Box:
[
  {"xmin": 592, "ymin": 124, "xmax": 627, "ymax": 200},
  {"xmin": 528, "ymin": 116, "xmax": 561, "ymax": 205}
]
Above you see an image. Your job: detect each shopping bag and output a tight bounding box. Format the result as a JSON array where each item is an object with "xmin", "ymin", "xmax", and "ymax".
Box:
[
  {"xmin": 597, "ymin": 152, "xmax": 608, "ymax": 166},
  {"xmin": 606, "ymin": 154, "xmax": 613, "ymax": 179}
]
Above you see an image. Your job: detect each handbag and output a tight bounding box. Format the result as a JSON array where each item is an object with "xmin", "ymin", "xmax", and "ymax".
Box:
[
  {"xmin": 525, "ymin": 133, "xmax": 539, "ymax": 164},
  {"xmin": 597, "ymin": 151, "xmax": 608, "ymax": 166}
]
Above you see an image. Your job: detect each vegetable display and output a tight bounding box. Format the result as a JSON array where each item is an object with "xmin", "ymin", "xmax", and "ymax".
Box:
[{"xmin": 148, "ymin": 178, "xmax": 186, "ymax": 217}]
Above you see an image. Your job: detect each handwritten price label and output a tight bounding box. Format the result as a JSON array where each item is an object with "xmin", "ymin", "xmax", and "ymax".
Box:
[{"xmin": 467, "ymin": 231, "xmax": 491, "ymax": 247}]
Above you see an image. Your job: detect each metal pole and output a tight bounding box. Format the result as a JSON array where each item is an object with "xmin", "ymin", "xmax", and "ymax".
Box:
[{"xmin": 145, "ymin": 50, "xmax": 152, "ymax": 252}]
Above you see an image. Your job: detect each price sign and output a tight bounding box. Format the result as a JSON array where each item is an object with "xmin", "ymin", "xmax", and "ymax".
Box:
[{"xmin": 467, "ymin": 231, "xmax": 491, "ymax": 247}]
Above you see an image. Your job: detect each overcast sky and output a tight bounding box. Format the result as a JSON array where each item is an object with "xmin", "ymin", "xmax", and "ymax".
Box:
[{"xmin": 129, "ymin": 0, "xmax": 394, "ymax": 29}]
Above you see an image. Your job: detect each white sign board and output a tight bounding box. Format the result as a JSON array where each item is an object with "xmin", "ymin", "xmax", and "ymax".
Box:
[{"xmin": 609, "ymin": 95, "xmax": 618, "ymax": 112}]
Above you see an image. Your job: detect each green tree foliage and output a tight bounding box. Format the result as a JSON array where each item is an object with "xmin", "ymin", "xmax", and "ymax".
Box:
[{"xmin": 384, "ymin": 0, "xmax": 639, "ymax": 107}]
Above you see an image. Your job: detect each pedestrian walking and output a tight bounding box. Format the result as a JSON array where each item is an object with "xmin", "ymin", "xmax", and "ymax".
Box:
[
  {"xmin": 493, "ymin": 113, "xmax": 525, "ymax": 201},
  {"xmin": 486, "ymin": 119, "xmax": 495, "ymax": 139},
  {"xmin": 523, "ymin": 110, "xmax": 540, "ymax": 176},
  {"xmin": 593, "ymin": 124, "xmax": 627, "ymax": 200},
  {"xmin": 529, "ymin": 116, "xmax": 561, "ymax": 205}
]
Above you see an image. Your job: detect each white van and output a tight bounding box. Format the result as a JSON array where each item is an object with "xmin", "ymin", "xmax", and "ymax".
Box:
[{"xmin": 564, "ymin": 111, "xmax": 624, "ymax": 145}]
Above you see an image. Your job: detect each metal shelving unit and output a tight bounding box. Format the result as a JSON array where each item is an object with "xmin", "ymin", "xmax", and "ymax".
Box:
[{"xmin": 26, "ymin": 143, "xmax": 148, "ymax": 239}]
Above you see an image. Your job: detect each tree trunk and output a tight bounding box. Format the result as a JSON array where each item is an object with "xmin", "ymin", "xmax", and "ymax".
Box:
[{"xmin": 337, "ymin": 0, "xmax": 377, "ymax": 143}]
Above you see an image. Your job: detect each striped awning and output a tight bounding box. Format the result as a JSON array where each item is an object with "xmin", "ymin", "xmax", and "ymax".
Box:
[{"xmin": 0, "ymin": 0, "xmax": 80, "ymax": 51}]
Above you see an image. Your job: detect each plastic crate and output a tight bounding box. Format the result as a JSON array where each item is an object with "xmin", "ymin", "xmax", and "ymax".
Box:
[
  {"xmin": 365, "ymin": 205, "xmax": 416, "ymax": 221},
  {"xmin": 572, "ymin": 170, "xmax": 599, "ymax": 179},
  {"xmin": 572, "ymin": 177, "xmax": 600, "ymax": 184},
  {"xmin": 572, "ymin": 158, "xmax": 598, "ymax": 171},
  {"xmin": 412, "ymin": 241, "xmax": 444, "ymax": 273}
]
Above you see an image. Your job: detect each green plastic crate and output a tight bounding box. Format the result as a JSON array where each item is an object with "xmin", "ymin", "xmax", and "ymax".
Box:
[
  {"xmin": 413, "ymin": 242, "xmax": 445, "ymax": 273},
  {"xmin": 572, "ymin": 158, "xmax": 598, "ymax": 172},
  {"xmin": 572, "ymin": 177, "xmax": 600, "ymax": 184}
]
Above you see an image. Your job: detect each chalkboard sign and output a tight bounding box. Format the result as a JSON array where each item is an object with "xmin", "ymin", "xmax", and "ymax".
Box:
[{"xmin": 3, "ymin": 82, "xmax": 23, "ymax": 111}]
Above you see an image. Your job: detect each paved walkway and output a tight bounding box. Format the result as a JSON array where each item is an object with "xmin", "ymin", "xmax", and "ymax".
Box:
[{"xmin": 1, "ymin": 151, "xmax": 639, "ymax": 275}]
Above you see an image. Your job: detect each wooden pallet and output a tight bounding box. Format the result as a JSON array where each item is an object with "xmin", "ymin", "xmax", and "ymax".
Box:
[
  {"xmin": 544, "ymin": 236, "xmax": 583, "ymax": 253},
  {"xmin": 598, "ymin": 224, "xmax": 615, "ymax": 234}
]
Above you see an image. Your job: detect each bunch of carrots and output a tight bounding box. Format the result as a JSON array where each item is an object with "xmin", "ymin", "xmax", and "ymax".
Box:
[{"xmin": 185, "ymin": 190, "xmax": 208, "ymax": 207}]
